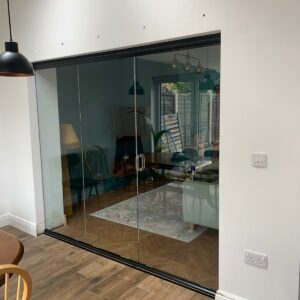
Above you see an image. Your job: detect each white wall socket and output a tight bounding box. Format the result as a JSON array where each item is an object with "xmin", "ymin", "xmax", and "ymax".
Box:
[
  {"xmin": 252, "ymin": 152, "xmax": 268, "ymax": 168},
  {"xmin": 244, "ymin": 250, "xmax": 268, "ymax": 268}
]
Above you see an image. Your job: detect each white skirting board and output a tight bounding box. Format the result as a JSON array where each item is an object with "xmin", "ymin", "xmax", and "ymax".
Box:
[
  {"xmin": 0, "ymin": 213, "xmax": 45, "ymax": 236},
  {"xmin": 0, "ymin": 214, "xmax": 10, "ymax": 228},
  {"xmin": 216, "ymin": 290, "xmax": 248, "ymax": 300}
]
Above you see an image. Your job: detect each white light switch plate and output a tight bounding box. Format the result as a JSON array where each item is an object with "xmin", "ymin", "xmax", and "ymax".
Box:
[{"xmin": 252, "ymin": 152, "xmax": 267, "ymax": 168}]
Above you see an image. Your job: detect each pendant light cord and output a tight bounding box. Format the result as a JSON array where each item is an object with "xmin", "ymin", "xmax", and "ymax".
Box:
[
  {"xmin": 7, "ymin": 0, "xmax": 13, "ymax": 41},
  {"xmin": 206, "ymin": 46, "xmax": 209, "ymax": 74}
]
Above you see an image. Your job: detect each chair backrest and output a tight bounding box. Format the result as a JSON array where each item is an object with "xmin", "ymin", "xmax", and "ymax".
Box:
[
  {"xmin": 113, "ymin": 136, "xmax": 144, "ymax": 176},
  {"xmin": 0, "ymin": 264, "xmax": 32, "ymax": 300},
  {"xmin": 161, "ymin": 114, "xmax": 183, "ymax": 153},
  {"xmin": 183, "ymin": 147, "xmax": 202, "ymax": 162},
  {"xmin": 114, "ymin": 136, "xmax": 144, "ymax": 160},
  {"xmin": 204, "ymin": 149, "xmax": 219, "ymax": 161},
  {"xmin": 85, "ymin": 145, "xmax": 109, "ymax": 178},
  {"xmin": 66, "ymin": 152, "xmax": 84, "ymax": 180}
]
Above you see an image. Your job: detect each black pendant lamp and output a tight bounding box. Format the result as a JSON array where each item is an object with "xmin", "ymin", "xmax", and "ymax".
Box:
[
  {"xmin": 129, "ymin": 81, "xmax": 145, "ymax": 95},
  {"xmin": 0, "ymin": 0, "xmax": 34, "ymax": 77}
]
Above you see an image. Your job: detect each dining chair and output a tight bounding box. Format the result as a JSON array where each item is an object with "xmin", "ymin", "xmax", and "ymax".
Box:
[
  {"xmin": 85, "ymin": 145, "xmax": 110, "ymax": 180},
  {"xmin": 67, "ymin": 152, "xmax": 99, "ymax": 203},
  {"xmin": 0, "ymin": 264, "xmax": 32, "ymax": 300},
  {"xmin": 85, "ymin": 145, "xmax": 126, "ymax": 194},
  {"xmin": 113, "ymin": 136, "xmax": 154, "ymax": 187},
  {"xmin": 204, "ymin": 149, "xmax": 219, "ymax": 161}
]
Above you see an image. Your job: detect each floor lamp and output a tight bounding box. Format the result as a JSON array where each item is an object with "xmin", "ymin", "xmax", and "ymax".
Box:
[{"xmin": 60, "ymin": 124, "xmax": 80, "ymax": 219}]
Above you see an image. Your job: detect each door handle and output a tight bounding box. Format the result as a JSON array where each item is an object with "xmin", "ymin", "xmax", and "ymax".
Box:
[
  {"xmin": 141, "ymin": 154, "xmax": 145, "ymax": 170},
  {"xmin": 135, "ymin": 154, "xmax": 145, "ymax": 172}
]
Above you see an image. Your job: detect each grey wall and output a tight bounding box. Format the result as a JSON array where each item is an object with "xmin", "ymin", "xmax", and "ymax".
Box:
[{"xmin": 56, "ymin": 57, "xmax": 174, "ymax": 171}]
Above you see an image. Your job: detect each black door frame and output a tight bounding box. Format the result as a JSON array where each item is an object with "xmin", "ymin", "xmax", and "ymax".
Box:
[
  {"xmin": 33, "ymin": 33, "xmax": 220, "ymax": 70},
  {"xmin": 37, "ymin": 32, "xmax": 221, "ymax": 299}
]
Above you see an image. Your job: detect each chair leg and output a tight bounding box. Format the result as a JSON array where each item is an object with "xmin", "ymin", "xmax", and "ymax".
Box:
[
  {"xmin": 88, "ymin": 186, "xmax": 92, "ymax": 198},
  {"xmin": 95, "ymin": 184, "xmax": 99, "ymax": 197},
  {"xmin": 77, "ymin": 189, "xmax": 82, "ymax": 205}
]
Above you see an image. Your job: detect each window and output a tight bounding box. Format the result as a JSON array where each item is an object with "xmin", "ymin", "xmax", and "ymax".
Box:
[{"xmin": 158, "ymin": 77, "xmax": 220, "ymax": 155}]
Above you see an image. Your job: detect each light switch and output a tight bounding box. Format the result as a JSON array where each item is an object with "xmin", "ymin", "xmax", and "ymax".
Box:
[{"xmin": 252, "ymin": 152, "xmax": 267, "ymax": 168}]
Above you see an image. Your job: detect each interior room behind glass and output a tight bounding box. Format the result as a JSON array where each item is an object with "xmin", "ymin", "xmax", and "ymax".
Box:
[{"xmin": 36, "ymin": 43, "xmax": 220, "ymax": 290}]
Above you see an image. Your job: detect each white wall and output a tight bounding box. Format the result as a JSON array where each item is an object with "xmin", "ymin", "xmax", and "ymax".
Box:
[
  {"xmin": 0, "ymin": 77, "xmax": 44, "ymax": 235},
  {"xmin": 36, "ymin": 69, "xmax": 64, "ymax": 229},
  {"xmin": 0, "ymin": 0, "xmax": 300, "ymax": 299},
  {"xmin": 0, "ymin": 97, "xmax": 9, "ymax": 226}
]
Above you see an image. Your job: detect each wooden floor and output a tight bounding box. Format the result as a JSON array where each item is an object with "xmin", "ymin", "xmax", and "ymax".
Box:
[
  {"xmin": 0, "ymin": 226, "xmax": 212, "ymax": 300},
  {"xmin": 54, "ymin": 179, "xmax": 218, "ymax": 290}
]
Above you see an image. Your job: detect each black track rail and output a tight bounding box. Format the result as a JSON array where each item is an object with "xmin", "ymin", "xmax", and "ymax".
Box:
[{"xmin": 44, "ymin": 229, "xmax": 216, "ymax": 298}]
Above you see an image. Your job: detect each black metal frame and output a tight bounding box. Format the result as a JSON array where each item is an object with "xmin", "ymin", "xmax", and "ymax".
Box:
[
  {"xmin": 33, "ymin": 33, "xmax": 220, "ymax": 70},
  {"xmin": 39, "ymin": 33, "xmax": 221, "ymax": 298},
  {"xmin": 44, "ymin": 229, "xmax": 216, "ymax": 298}
]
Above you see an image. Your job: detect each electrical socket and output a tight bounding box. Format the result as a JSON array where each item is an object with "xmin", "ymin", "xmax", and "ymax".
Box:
[
  {"xmin": 244, "ymin": 250, "xmax": 268, "ymax": 269},
  {"xmin": 252, "ymin": 152, "xmax": 268, "ymax": 168}
]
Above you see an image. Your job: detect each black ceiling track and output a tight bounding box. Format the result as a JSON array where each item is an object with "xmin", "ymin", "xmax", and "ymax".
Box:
[
  {"xmin": 44, "ymin": 229, "xmax": 216, "ymax": 298},
  {"xmin": 33, "ymin": 33, "xmax": 220, "ymax": 70}
]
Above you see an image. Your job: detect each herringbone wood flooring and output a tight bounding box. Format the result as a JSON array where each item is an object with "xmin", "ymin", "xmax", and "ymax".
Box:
[
  {"xmin": 54, "ymin": 179, "xmax": 218, "ymax": 290},
  {"xmin": 0, "ymin": 226, "xmax": 212, "ymax": 299}
]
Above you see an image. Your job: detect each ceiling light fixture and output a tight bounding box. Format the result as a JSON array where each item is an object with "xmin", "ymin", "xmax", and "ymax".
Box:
[
  {"xmin": 199, "ymin": 47, "xmax": 215, "ymax": 92},
  {"xmin": 171, "ymin": 57, "xmax": 178, "ymax": 69},
  {"xmin": 171, "ymin": 50, "xmax": 203, "ymax": 73},
  {"xmin": 0, "ymin": 0, "xmax": 34, "ymax": 77},
  {"xmin": 184, "ymin": 52, "xmax": 191, "ymax": 71},
  {"xmin": 196, "ymin": 61, "xmax": 203, "ymax": 73}
]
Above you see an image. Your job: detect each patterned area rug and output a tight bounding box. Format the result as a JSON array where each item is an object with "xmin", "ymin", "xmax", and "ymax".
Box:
[{"xmin": 90, "ymin": 183, "xmax": 206, "ymax": 243}]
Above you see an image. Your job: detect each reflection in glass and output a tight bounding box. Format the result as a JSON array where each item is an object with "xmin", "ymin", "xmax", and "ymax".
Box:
[
  {"xmin": 36, "ymin": 43, "xmax": 220, "ymax": 291},
  {"xmin": 136, "ymin": 45, "xmax": 219, "ymax": 289}
]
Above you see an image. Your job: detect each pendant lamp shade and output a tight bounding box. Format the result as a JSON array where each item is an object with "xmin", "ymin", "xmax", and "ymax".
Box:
[
  {"xmin": 0, "ymin": 0, "xmax": 34, "ymax": 77},
  {"xmin": 199, "ymin": 72, "xmax": 215, "ymax": 92},
  {"xmin": 0, "ymin": 42, "xmax": 34, "ymax": 77},
  {"xmin": 129, "ymin": 81, "xmax": 145, "ymax": 95}
]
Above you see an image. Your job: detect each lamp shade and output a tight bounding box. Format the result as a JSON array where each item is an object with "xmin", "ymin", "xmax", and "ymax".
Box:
[
  {"xmin": 60, "ymin": 123, "xmax": 80, "ymax": 150},
  {"xmin": 129, "ymin": 81, "xmax": 145, "ymax": 95},
  {"xmin": 0, "ymin": 42, "xmax": 34, "ymax": 77},
  {"xmin": 199, "ymin": 73, "xmax": 215, "ymax": 92}
]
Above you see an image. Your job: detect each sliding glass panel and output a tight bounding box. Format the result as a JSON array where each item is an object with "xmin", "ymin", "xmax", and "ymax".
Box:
[
  {"xmin": 78, "ymin": 58, "xmax": 138, "ymax": 260},
  {"xmin": 136, "ymin": 45, "xmax": 220, "ymax": 289},
  {"xmin": 37, "ymin": 59, "xmax": 139, "ymax": 261}
]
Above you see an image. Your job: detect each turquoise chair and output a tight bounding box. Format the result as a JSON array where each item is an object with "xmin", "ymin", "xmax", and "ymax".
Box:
[{"xmin": 85, "ymin": 145, "xmax": 126, "ymax": 194}]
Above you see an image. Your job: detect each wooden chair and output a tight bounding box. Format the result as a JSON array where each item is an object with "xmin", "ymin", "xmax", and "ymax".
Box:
[
  {"xmin": 67, "ymin": 152, "xmax": 99, "ymax": 203},
  {"xmin": 0, "ymin": 264, "xmax": 32, "ymax": 300}
]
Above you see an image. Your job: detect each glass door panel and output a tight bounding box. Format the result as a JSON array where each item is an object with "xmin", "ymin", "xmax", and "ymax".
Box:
[
  {"xmin": 135, "ymin": 45, "xmax": 220, "ymax": 289},
  {"xmin": 78, "ymin": 58, "xmax": 139, "ymax": 260}
]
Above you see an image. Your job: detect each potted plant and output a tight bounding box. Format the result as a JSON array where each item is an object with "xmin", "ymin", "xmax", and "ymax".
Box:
[{"xmin": 143, "ymin": 115, "xmax": 169, "ymax": 152}]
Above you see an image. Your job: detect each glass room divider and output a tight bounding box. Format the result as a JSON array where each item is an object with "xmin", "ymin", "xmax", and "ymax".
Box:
[{"xmin": 35, "ymin": 34, "xmax": 220, "ymax": 297}]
